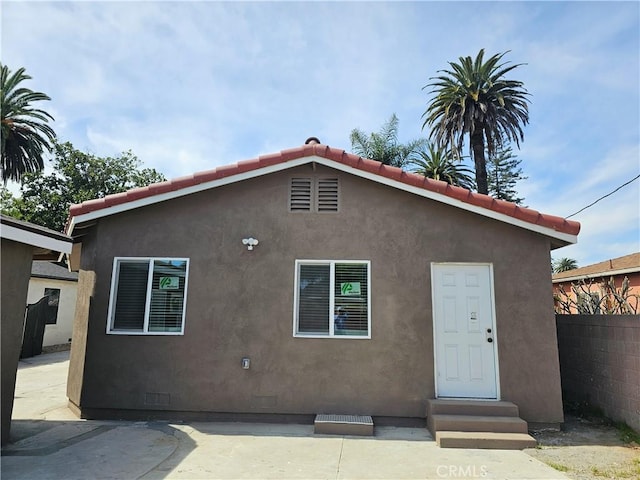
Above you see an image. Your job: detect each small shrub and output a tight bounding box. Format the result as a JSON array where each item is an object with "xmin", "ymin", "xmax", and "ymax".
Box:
[
  {"xmin": 554, "ymin": 275, "xmax": 639, "ymax": 314},
  {"xmin": 548, "ymin": 462, "xmax": 570, "ymax": 472},
  {"xmin": 616, "ymin": 422, "xmax": 640, "ymax": 445}
]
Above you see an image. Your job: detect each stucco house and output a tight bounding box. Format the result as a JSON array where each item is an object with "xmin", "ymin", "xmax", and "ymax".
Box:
[
  {"xmin": 553, "ymin": 252, "xmax": 639, "ymax": 314},
  {"xmin": 65, "ymin": 140, "xmax": 580, "ymax": 447},
  {"xmin": 27, "ymin": 261, "xmax": 78, "ymax": 348},
  {"xmin": 1, "ymin": 215, "xmax": 72, "ymax": 444}
]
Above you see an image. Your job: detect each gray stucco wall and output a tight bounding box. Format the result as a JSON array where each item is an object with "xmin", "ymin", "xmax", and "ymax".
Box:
[
  {"xmin": 557, "ymin": 314, "xmax": 639, "ymax": 432},
  {"xmin": 68, "ymin": 164, "xmax": 563, "ymax": 424},
  {"xmin": 1, "ymin": 239, "xmax": 34, "ymax": 444}
]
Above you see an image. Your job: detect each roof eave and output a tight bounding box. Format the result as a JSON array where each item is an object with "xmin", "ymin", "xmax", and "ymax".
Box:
[
  {"xmin": 1, "ymin": 217, "xmax": 72, "ymax": 254},
  {"xmin": 68, "ymin": 155, "xmax": 578, "ymax": 247},
  {"xmin": 552, "ymin": 266, "xmax": 640, "ymax": 283}
]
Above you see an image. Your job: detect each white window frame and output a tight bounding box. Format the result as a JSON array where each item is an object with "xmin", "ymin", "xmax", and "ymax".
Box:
[
  {"xmin": 107, "ymin": 257, "xmax": 190, "ymax": 335},
  {"xmin": 293, "ymin": 259, "xmax": 371, "ymax": 339}
]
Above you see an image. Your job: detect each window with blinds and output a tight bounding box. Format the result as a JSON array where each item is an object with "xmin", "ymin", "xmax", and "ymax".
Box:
[
  {"xmin": 289, "ymin": 177, "xmax": 339, "ymax": 212},
  {"xmin": 294, "ymin": 260, "xmax": 370, "ymax": 338},
  {"xmin": 108, "ymin": 258, "xmax": 189, "ymax": 334}
]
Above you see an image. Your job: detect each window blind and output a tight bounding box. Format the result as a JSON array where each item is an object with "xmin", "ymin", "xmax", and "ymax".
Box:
[
  {"xmin": 113, "ymin": 261, "xmax": 149, "ymax": 330},
  {"xmin": 297, "ymin": 264, "xmax": 330, "ymax": 333},
  {"xmin": 334, "ymin": 263, "xmax": 368, "ymax": 334},
  {"xmin": 148, "ymin": 260, "xmax": 187, "ymax": 332}
]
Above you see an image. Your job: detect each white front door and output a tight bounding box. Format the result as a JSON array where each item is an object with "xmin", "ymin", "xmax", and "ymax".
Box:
[{"xmin": 431, "ymin": 264, "xmax": 498, "ymax": 399}]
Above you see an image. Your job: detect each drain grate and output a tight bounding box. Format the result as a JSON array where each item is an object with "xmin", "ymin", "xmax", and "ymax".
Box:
[{"xmin": 315, "ymin": 414, "xmax": 373, "ymax": 425}]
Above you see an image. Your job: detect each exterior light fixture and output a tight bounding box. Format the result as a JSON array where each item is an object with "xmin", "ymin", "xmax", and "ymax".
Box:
[
  {"xmin": 242, "ymin": 237, "xmax": 259, "ymax": 251},
  {"xmin": 241, "ymin": 357, "xmax": 251, "ymax": 369}
]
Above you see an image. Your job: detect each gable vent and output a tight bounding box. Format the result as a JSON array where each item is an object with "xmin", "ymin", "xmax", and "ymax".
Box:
[
  {"xmin": 290, "ymin": 178, "xmax": 312, "ymax": 211},
  {"xmin": 317, "ymin": 178, "xmax": 339, "ymax": 212}
]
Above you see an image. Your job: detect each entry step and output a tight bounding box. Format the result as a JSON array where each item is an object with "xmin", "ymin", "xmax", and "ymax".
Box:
[
  {"xmin": 436, "ymin": 431, "xmax": 537, "ymax": 449},
  {"xmin": 427, "ymin": 399, "xmax": 520, "ymax": 417},
  {"xmin": 314, "ymin": 414, "xmax": 374, "ymax": 436},
  {"xmin": 430, "ymin": 414, "xmax": 529, "ymax": 434}
]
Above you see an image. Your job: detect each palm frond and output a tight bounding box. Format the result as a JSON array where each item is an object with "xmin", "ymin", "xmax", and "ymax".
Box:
[
  {"xmin": 350, "ymin": 114, "xmax": 425, "ymax": 168},
  {"xmin": 1, "ymin": 63, "xmax": 56, "ymax": 183},
  {"xmin": 422, "ymin": 50, "xmax": 529, "ymax": 194}
]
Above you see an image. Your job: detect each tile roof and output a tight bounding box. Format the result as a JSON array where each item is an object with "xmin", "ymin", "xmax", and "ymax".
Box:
[
  {"xmin": 553, "ymin": 252, "xmax": 640, "ymax": 281},
  {"xmin": 68, "ymin": 143, "xmax": 580, "ymax": 237}
]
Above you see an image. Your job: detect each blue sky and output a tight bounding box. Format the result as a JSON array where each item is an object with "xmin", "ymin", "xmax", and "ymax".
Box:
[{"xmin": 2, "ymin": 1, "xmax": 639, "ymax": 267}]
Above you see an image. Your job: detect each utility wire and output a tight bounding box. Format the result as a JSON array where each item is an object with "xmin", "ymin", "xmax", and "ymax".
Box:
[{"xmin": 565, "ymin": 174, "xmax": 640, "ymax": 219}]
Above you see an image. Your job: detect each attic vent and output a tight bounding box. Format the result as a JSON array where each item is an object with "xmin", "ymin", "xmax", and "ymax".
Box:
[
  {"xmin": 290, "ymin": 178, "xmax": 312, "ymax": 211},
  {"xmin": 317, "ymin": 178, "xmax": 339, "ymax": 212}
]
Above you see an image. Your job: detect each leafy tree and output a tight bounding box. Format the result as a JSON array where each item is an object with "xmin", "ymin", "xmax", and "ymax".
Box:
[
  {"xmin": 410, "ymin": 144, "xmax": 475, "ymax": 190},
  {"xmin": 1, "ymin": 64, "xmax": 56, "ymax": 184},
  {"xmin": 0, "ymin": 186, "xmax": 20, "ymax": 217},
  {"xmin": 552, "ymin": 257, "xmax": 579, "ymax": 274},
  {"xmin": 350, "ymin": 114, "xmax": 426, "ymax": 168},
  {"xmin": 12, "ymin": 142, "xmax": 165, "ymax": 232},
  {"xmin": 422, "ymin": 49, "xmax": 530, "ymax": 195},
  {"xmin": 487, "ymin": 145, "xmax": 527, "ymax": 204}
]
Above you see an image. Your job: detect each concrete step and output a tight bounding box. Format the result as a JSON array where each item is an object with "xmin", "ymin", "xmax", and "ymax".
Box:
[
  {"xmin": 314, "ymin": 414, "xmax": 374, "ymax": 436},
  {"xmin": 436, "ymin": 431, "xmax": 537, "ymax": 450},
  {"xmin": 430, "ymin": 414, "xmax": 529, "ymax": 434},
  {"xmin": 427, "ymin": 399, "xmax": 519, "ymax": 418}
]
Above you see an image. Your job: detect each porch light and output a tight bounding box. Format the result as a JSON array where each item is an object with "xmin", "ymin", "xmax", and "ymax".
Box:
[{"xmin": 242, "ymin": 237, "xmax": 259, "ymax": 251}]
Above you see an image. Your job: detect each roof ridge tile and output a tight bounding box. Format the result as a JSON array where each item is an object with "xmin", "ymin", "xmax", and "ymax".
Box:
[
  {"xmin": 514, "ymin": 205, "xmax": 541, "ymax": 224},
  {"xmin": 236, "ymin": 158, "xmax": 261, "ymax": 173},
  {"xmin": 280, "ymin": 146, "xmax": 308, "ymax": 162},
  {"xmin": 171, "ymin": 174, "xmax": 197, "ymax": 189},
  {"xmin": 379, "ymin": 164, "xmax": 403, "ymax": 181},
  {"xmin": 147, "ymin": 181, "xmax": 175, "ymax": 195},
  {"xmin": 258, "ymin": 151, "xmax": 283, "ymax": 165}
]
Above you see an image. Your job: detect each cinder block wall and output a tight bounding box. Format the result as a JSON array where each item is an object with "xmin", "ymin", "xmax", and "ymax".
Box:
[{"xmin": 556, "ymin": 315, "xmax": 640, "ymax": 432}]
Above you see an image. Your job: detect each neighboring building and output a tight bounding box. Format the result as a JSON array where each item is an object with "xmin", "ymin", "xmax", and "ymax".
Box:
[
  {"xmin": 27, "ymin": 261, "xmax": 78, "ymax": 347},
  {"xmin": 553, "ymin": 252, "xmax": 640, "ymax": 314},
  {"xmin": 65, "ymin": 140, "xmax": 580, "ymax": 432},
  {"xmin": 1, "ymin": 215, "xmax": 72, "ymax": 444}
]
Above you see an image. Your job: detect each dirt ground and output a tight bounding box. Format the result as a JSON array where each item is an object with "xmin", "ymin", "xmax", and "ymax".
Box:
[{"xmin": 524, "ymin": 415, "xmax": 640, "ymax": 480}]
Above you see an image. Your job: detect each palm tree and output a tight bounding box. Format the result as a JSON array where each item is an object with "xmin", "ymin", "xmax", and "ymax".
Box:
[
  {"xmin": 410, "ymin": 144, "xmax": 475, "ymax": 190},
  {"xmin": 422, "ymin": 49, "xmax": 530, "ymax": 195},
  {"xmin": 1, "ymin": 64, "xmax": 56, "ymax": 184},
  {"xmin": 350, "ymin": 114, "xmax": 426, "ymax": 169},
  {"xmin": 552, "ymin": 258, "xmax": 579, "ymax": 274}
]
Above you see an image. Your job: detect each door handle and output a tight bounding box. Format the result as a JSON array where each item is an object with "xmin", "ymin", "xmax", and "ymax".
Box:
[{"xmin": 486, "ymin": 328, "xmax": 493, "ymax": 343}]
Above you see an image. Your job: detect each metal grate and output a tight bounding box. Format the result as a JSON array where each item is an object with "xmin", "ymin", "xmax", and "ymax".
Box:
[{"xmin": 315, "ymin": 414, "xmax": 373, "ymax": 425}]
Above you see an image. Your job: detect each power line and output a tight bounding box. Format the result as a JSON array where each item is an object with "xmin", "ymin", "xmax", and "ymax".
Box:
[{"xmin": 565, "ymin": 174, "xmax": 640, "ymax": 219}]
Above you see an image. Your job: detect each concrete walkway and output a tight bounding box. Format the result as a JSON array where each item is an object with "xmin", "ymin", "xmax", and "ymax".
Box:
[{"xmin": 1, "ymin": 351, "xmax": 568, "ymax": 479}]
